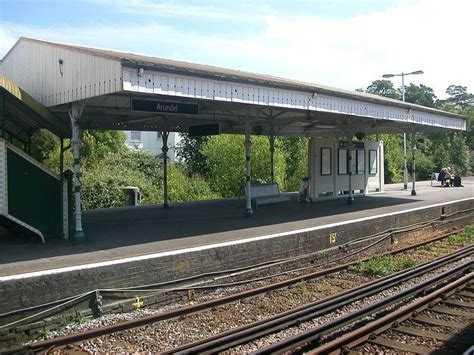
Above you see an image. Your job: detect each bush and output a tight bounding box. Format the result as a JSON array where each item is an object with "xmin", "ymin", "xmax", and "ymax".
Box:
[
  {"xmin": 168, "ymin": 164, "xmax": 220, "ymax": 202},
  {"xmin": 81, "ymin": 150, "xmax": 164, "ymax": 210},
  {"xmin": 201, "ymin": 135, "xmax": 285, "ymax": 197},
  {"xmin": 409, "ymin": 151, "xmax": 435, "ymax": 181},
  {"xmin": 81, "ymin": 150, "xmax": 219, "ymax": 210}
]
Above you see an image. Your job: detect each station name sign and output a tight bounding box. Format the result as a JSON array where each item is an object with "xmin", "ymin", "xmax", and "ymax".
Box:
[{"xmin": 132, "ymin": 99, "xmax": 199, "ymax": 115}]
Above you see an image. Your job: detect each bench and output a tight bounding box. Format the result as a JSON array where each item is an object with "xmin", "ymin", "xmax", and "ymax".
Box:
[
  {"xmin": 431, "ymin": 172, "xmax": 440, "ymax": 186},
  {"xmin": 245, "ymin": 183, "xmax": 290, "ymax": 209}
]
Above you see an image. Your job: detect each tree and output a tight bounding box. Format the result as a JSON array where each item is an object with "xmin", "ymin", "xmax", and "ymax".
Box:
[
  {"xmin": 444, "ymin": 85, "xmax": 474, "ymax": 108},
  {"xmin": 176, "ymin": 133, "xmax": 209, "ymax": 176},
  {"xmin": 366, "ymin": 80, "xmax": 400, "ymax": 99},
  {"xmin": 201, "ymin": 134, "xmax": 285, "ymax": 197},
  {"xmin": 278, "ymin": 137, "xmax": 308, "ymax": 191},
  {"xmin": 403, "ymin": 84, "xmax": 436, "ymax": 107}
]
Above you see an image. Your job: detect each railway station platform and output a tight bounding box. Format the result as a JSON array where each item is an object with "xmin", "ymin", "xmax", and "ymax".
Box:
[
  {"xmin": 1, "ymin": 178, "xmax": 473, "ymax": 278},
  {"xmin": 0, "ymin": 178, "xmax": 473, "ymax": 317}
]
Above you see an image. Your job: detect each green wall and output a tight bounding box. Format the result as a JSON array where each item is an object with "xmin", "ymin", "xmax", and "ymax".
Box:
[{"xmin": 7, "ymin": 148, "xmax": 62, "ymax": 240}]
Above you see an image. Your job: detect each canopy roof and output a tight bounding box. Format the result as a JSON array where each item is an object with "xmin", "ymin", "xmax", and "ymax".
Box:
[
  {"xmin": 0, "ymin": 75, "xmax": 70, "ymax": 141},
  {"xmin": 0, "ymin": 38, "xmax": 466, "ymax": 137}
]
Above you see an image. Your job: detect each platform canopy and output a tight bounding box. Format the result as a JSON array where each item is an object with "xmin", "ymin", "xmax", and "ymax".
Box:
[
  {"xmin": 0, "ymin": 38, "xmax": 466, "ymax": 137},
  {"xmin": 0, "ymin": 75, "xmax": 70, "ymax": 143}
]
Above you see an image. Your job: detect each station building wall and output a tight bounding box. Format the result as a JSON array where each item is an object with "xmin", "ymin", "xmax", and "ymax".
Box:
[{"xmin": 308, "ymin": 138, "xmax": 384, "ymax": 200}]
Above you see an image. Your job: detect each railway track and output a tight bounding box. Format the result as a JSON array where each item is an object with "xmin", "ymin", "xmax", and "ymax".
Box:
[
  {"xmin": 307, "ymin": 274, "xmax": 473, "ymax": 355},
  {"xmin": 166, "ymin": 245, "xmax": 472, "ymax": 354},
  {"xmin": 3, "ymin": 229, "xmax": 472, "ymax": 354}
]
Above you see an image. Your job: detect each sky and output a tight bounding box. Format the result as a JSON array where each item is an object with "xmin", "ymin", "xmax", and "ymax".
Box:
[{"xmin": 0, "ymin": 0, "xmax": 472, "ymax": 99}]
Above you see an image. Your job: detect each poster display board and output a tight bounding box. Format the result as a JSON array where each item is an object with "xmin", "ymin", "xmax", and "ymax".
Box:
[
  {"xmin": 321, "ymin": 148, "xmax": 332, "ymax": 175},
  {"xmin": 338, "ymin": 149, "xmax": 347, "ymax": 175},
  {"xmin": 369, "ymin": 150, "xmax": 377, "ymax": 174},
  {"xmin": 357, "ymin": 149, "xmax": 365, "ymax": 174}
]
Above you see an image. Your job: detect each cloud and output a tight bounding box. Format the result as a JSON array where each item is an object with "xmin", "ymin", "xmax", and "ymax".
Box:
[{"xmin": 1, "ymin": 0, "xmax": 473, "ymax": 98}]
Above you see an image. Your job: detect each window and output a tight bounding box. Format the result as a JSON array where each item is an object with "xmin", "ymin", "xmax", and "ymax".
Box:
[
  {"xmin": 369, "ymin": 150, "xmax": 377, "ymax": 174},
  {"xmin": 338, "ymin": 149, "xmax": 348, "ymax": 175},
  {"xmin": 320, "ymin": 147, "xmax": 332, "ymax": 176},
  {"xmin": 131, "ymin": 131, "xmax": 141, "ymax": 141}
]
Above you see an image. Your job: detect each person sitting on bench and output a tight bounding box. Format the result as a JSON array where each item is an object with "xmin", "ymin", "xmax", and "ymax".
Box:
[{"xmin": 438, "ymin": 168, "xmax": 453, "ymax": 187}]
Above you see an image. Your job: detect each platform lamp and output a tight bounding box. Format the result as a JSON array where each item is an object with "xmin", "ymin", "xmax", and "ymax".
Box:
[{"xmin": 382, "ymin": 70, "xmax": 423, "ymax": 191}]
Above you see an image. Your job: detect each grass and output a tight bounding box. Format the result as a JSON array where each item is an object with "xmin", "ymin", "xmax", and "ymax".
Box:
[
  {"xmin": 418, "ymin": 243, "xmax": 434, "ymax": 252},
  {"xmin": 315, "ymin": 283, "xmax": 327, "ymax": 293},
  {"xmin": 447, "ymin": 224, "xmax": 474, "ymax": 245},
  {"xmin": 296, "ymin": 280, "xmax": 308, "ymax": 297},
  {"xmin": 348, "ymin": 253, "xmax": 417, "ymax": 277},
  {"xmin": 36, "ymin": 328, "xmax": 52, "ymax": 340},
  {"xmin": 72, "ymin": 309, "xmax": 88, "ymax": 325}
]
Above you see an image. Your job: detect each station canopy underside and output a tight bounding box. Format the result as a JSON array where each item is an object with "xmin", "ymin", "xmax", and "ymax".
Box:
[{"xmin": 50, "ymin": 90, "xmax": 465, "ymax": 138}]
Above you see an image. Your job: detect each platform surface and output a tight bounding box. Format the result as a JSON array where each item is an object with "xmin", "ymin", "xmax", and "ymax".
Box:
[{"xmin": 1, "ymin": 178, "xmax": 473, "ymax": 277}]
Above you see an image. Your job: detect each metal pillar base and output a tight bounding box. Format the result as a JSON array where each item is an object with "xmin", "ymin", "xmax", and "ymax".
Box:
[
  {"xmin": 244, "ymin": 208, "xmax": 254, "ymax": 218},
  {"xmin": 72, "ymin": 230, "xmax": 85, "ymax": 245},
  {"xmin": 411, "ymin": 190, "xmax": 417, "ymax": 196},
  {"xmin": 347, "ymin": 196, "xmax": 355, "ymax": 205}
]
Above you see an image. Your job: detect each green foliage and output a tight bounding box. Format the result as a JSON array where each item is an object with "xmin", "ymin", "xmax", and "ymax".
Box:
[
  {"xmin": 404, "ymin": 84, "xmax": 436, "ymax": 107},
  {"xmin": 418, "ymin": 243, "xmax": 434, "ymax": 252},
  {"xmin": 348, "ymin": 254, "xmax": 396, "ymax": 276},
  {"xmin": 395, "ymin": 254, "xmax": 417, "ymax": 269},
  {"xmin": 81, "ymin": 151, "xmax": 163, "ymax": 210},
  {"xmin": 349, "ymin": 253, "xmax": 419, "ymax": 277},
  {"xmin": 443, "ymin": 85, "xmax": 474, "ymax": 109},
  {"xmin": 449, "ymin": 133, "xmax": 470, "ymax": 174},
  {"xmin": 81, "ymin": 150, "xmax": 219, "ymax": 210},
  {"xmin": 72, "ymin": 309, "xmax": 88, "ymax": 325},
  {"xmin": 366, "ymin": 80, "xmax": 400, "ymax": 99},
  {"xmin": 30, "ymin": 129, "xmax": 59, "ymax": 163},
  {"xmin": 380, "ymin": 134, "xmax": 403, "ymax": 183},
  {"xmin": 408, "ymin": 151, "xmax": 435, "ymax": 181},
  {"xmin": 447, "ymin": 224, "xmax": 474, "ymax": 245},
  {"xmin": 36, "ymin": 327, "xmax": 52, "ymax": 340},
  {"xmin": 168, "ymin": 164, "xmax": 220, "ymax": 202},
  {"xmin": 81, "ymin": 130, "xmax": 126, "ymax": 163},
  {"xmin": 201, "ymin": 134, "xmax": 285, "ymax": 197},
  {"xmin": 176, "ymin": 134, "xmax": 209, "ymax": 175},
  {"xmin": 315, "ymin": 283, "xmax": 327, "ymax": 293},
  {"xmin": 296, "ymin": 280, "xmax": 308, "ymax": 297},
  {"xmin": 278, "ymin": 137, "xmax": 308, "ymax": 191}
]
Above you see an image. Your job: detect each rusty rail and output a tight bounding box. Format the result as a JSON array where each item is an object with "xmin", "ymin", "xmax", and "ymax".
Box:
[{"xmin": 307, "ymin": 272, "xmax": 473, "ymax": 354}]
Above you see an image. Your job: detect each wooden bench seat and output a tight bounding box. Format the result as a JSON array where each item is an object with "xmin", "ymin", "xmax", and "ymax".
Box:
[{"xmin": 246, "ymin": 183, "xmax": 290, "ymax": 209}]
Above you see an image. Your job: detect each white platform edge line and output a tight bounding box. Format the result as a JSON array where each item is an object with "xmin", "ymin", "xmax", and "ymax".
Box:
[{"xmin": 1, "ymin": 197, "xmax": 472, "ymax": 281}]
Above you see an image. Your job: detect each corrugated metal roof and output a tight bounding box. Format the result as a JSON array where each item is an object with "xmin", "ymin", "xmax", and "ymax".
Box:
[
  {"xmin": 6, "ymin": 37, "xmax": 464, "ymax": 120},
  {"xmin": 0, "ymin": 75, "xmax": 70, "ymax": 139}
]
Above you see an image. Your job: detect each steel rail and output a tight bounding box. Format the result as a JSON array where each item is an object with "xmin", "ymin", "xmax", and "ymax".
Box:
[
  {"xmin": 167, "ymin": 244, "xmax": 472, "ymax": 354},
  {"xmin": 307, "ymin": 272, "xmax": 473, "ymax": 354},
  {"xmin": 255, "ymin": 258, "xmax": 472, "ymax": 354},
  {"xmin": 2, "ymin": 229, "xmax": 466, "ymax": 354}
]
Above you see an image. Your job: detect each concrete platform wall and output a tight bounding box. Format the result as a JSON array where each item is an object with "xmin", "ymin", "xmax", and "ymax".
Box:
[{"xmin": 0, "ymin": 198, "xmax": 473, "ymax": 316}]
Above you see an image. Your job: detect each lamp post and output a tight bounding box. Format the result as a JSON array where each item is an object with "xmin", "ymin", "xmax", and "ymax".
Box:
[{"xmin": 382, "ymin": 70, "xmax": 423, "ymax": 191}]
